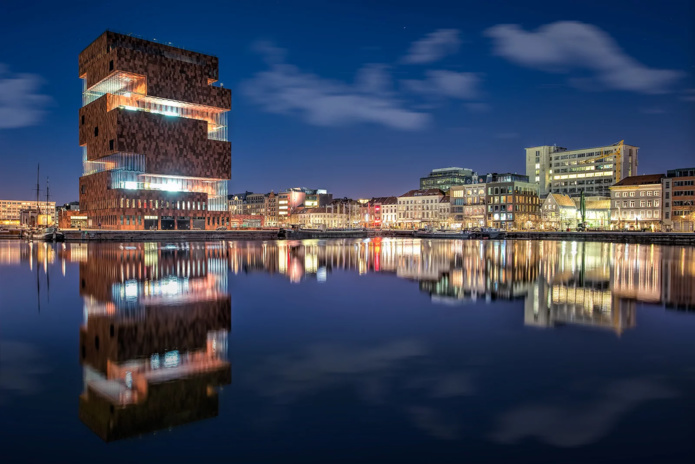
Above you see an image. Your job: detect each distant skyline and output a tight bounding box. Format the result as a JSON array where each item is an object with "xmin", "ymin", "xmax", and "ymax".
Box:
[{"xmin": 0, "ymin": 0, "xmax": 693, "ymax": 204}]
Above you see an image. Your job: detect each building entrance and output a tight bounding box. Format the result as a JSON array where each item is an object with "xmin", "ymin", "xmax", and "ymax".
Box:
[
  {"xmin": 177, "ymin": 217, "xmax": 191, "ymax": 230},
  {"xmin": 160, "ymin": 216, "xmax": 175, "ymax": 230}
]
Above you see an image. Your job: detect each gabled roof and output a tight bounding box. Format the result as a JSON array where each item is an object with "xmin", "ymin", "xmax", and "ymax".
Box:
[
  {"xmin": 547, "ymin": 193, "xmax": 576, "ymax": 208},
  {"xmin": 440, "ymin": 195, "xmax": 450, "ymax": 203},
  {"xmin": 612, "ymin": 174, "xmax": 665, "ymax": 187}
]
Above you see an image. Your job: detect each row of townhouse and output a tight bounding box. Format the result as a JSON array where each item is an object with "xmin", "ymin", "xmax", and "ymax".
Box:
[
  {"xmin": 538, "ymin": 168, "xmax": 695, "ymax": 231},
  {"xmin": 608, "ymin": 168, "xmax": 695, "ymax": 232}
]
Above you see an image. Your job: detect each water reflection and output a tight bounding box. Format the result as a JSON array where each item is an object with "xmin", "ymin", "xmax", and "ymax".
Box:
[
  {"xmin": 73, "ymin": 243, "xmax": 231, "ymax": 441},
  {"xmin": 226, "ymin": 239, "xmax": 694, "ymax": 332},
  {"xmin": 1, "ymin": 238, "xmax": 693, "ymax": 453}
]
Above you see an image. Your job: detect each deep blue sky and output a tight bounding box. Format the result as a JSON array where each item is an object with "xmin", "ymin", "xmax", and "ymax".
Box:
[{"xmin": 0, "ymin": 0, "xmax": 693, "ymax": 204}]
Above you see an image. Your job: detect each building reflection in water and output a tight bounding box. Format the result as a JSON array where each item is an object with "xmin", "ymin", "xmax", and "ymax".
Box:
[
  {"xmin": 225, "ymin": 238, "xmax": 694, "ymax": 335},
  {"xmin": 74, "ymin": 242, "xmax": 231, "ymax": 441},
  {"xmin": 0, "ymin": 237, "xmax": 692, "ymax": 440}
]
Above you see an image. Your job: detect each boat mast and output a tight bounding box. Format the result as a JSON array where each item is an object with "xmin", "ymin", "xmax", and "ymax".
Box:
[
  {"xmin": 45, "ymin": 177, "xmax": 50, "ymax": 226},
  {"xmin": 35, "ymin": 164, "xmax": 40, "ymax": 228}
]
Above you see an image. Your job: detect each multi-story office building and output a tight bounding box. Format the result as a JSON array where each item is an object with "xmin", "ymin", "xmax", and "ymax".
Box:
[
  {"xmin": 485, "ymin": 173, "xmax": 540, "ymax": 230},
  {"xmin": 397, "ymin": 189, "xmax": 446, "ymax": 229},
  {"xmin": 609, "ymin": 174, "xmax": 664, "ymax": 230},
  {"xmin": 450, "ymin": 177, "xmax": 488, "ymax": 229},
  {"xmin": 420, "ymin": 167, "xmax": 476, "ymax": 193},
  {"xmin": 71, "ymin": 31, "xmax": 231, "ymax": 230},
  {"xmin": 663, "ymin": 167, "xmax": 695, "ymax": 232},
  {"xmin": 1, "ymin": 200, "xmax": 55, "ymax": 226},
  {"xmin": 526, "ymin": 141, "xmax": 638, "ymax": 197}
]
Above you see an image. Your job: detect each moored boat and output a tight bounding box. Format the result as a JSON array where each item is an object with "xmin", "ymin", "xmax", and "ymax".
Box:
[{"xmin": 32, "ymin": 227, "xmax": 65, "ymax": 242}]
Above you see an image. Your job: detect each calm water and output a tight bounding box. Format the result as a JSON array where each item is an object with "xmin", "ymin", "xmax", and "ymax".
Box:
[{"xmin": 0, "ymin": 238, "xmax": 694, "ymax": 463}]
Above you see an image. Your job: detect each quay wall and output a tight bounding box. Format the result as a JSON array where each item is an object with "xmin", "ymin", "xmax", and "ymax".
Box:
[
  {"xmin": 504, "ymin": 231, "xmax": 695, "ymax": 246},
  {"xmin": 2, "ymin": 229, "xmax": 693, "ymax": 246}
]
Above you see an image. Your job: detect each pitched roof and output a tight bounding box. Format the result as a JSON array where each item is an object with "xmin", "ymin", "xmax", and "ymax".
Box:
[
  {"xmin": 548, "ymin": 193, "xmax": 577, "ymax": 208},
  {"xmin": 585, "ymin": 199, "xmax": 611, "ymax": 210},
  {"xmin": 612, "ymin": 174, "xmax": 665, "ymax": 187},
  {"xmin": 440, "ymin": 195, "xmax": 450, "ymax": 203},
  {"xmin": 399, "ymin": 188, "xmax": 445, "ymax": 197},
  {"xmin": 369, "ymin": 196, "xmax": 398, "ymax": 205}
]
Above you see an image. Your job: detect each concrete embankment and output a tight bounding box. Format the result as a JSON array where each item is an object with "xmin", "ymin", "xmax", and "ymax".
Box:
[
  {"xmin": 63, "ymin": 229, "xmax": 280, "ymax": 242},
  {"xmin": 505, "ymin": 231, "xmax": 695, "ymax": 245},
  {"xmin": 5, "ymin": 229, "xmax": 693, "ymax": 246}
]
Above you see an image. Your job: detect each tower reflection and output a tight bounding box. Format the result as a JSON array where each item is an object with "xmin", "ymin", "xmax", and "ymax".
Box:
[{"xmin": 76, "ymin": 242, "xmax": 231, "ymax": 441}]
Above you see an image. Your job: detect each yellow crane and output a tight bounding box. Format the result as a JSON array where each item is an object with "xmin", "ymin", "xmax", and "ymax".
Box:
[{"xmin": 579, "ymin": 140, "xmax": 625, "ymax": 182}]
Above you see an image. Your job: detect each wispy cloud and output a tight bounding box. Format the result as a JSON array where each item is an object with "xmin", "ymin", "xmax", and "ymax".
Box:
[
  {"xmin": 682, "ymin": 89, "xmax": 695, "ymax": 102},
  {"xmin": 485, "ymin": 21, "xmax": 683, "ymax": 94},
  {"xmin": 401, "ymin": 29, "xmax": 461, "ymax": 65},
  {"xmin": 403, "ymin": 70, "xmax": 481, "ymax": 100},
  {"xmin": 241, "ymin": 45, "xmax": 430, "ymax": 130},
  {"xmin": 0, "ymin": 64, "xmax": 51, "ymax": 129}
]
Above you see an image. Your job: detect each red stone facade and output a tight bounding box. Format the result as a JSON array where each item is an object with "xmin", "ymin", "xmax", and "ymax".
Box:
[{"xmin": 77, "ymin": 31, "xmax": 232, "ymax": 230}]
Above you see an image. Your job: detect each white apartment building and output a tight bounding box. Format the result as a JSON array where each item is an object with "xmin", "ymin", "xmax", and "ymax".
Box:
[
  {"xmin": 397, "ymin": 189, "xmax": 446, "ymax": 229},
  {"xmin": 381, "ymin": 198, "xmax": 398, "ymax": 228},
  {"xmin": 609, "ymin": 174, "xmax": 664, "ymax": 230},
  {"xmin": 526, "ymin": 141, "xmax": 638, "ymax": 197}
]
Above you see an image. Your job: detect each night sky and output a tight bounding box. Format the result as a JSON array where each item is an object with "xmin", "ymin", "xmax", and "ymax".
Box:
[{"xmin": 0, "ymin": 0, "xmax": 693, "ymax": 204}]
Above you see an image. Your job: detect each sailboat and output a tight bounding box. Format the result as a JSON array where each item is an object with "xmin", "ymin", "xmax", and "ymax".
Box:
[{"xmin": 30, "ymin": 171, "xmax": 64, "ymax": 242}]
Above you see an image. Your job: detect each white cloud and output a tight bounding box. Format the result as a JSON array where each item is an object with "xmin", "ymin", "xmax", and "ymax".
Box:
[
  {"xmin": 241, "ymin": 46, "xmax": 430, "ymax": 130},
  {"xmin": 402, "ymin": 29, "xmax": 461, "ymax": 65},
  {"xmin": 403, "ymin": 70, "xmax": 481, "ymax": 99},
  {"xmin": 485, "ymin": 21, "xmax": 683, "ymax": 94},
  {"xmin": 0, "ymin": 65, "xmax": 51, "ymax": 129}
]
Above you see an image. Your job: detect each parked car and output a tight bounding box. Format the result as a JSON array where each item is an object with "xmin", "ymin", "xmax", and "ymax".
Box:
[{"xmin": 216, "ymin": 226, "xmax": 227, "ymax": 231}]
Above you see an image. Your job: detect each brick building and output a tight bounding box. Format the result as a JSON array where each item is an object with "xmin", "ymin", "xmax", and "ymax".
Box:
[
  {"xmin": 485, "ymin": 173, "xmax": 540, "ymax": 230},
  {"xmin": 67, "ymin": 31, "xmax": 232, "ymax": 230},
  {"xmin": 663, "ymin": 167, "xmax": 695, "ymax": 232}
]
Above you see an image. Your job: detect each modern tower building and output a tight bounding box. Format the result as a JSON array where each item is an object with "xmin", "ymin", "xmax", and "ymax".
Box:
[
  {"xmin": 526, "ymin": 141, "xmax": 638, "ymax": 197},
  {"xmin": 73, "ymin": 31, "xmax": 231, "ymax": 230}
]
